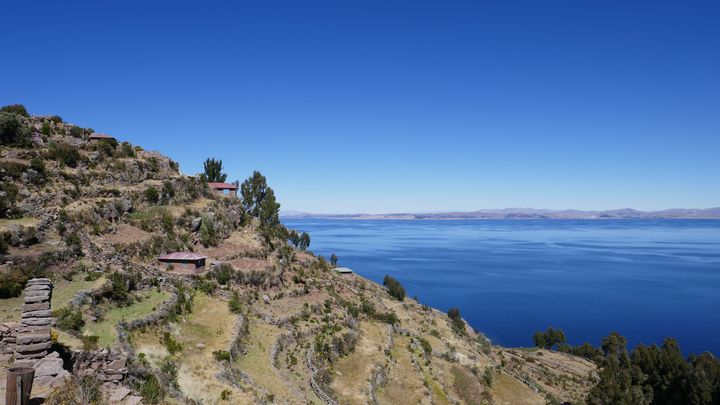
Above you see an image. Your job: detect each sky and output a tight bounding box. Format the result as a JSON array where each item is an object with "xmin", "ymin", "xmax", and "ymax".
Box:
[{"xmin": 2, "ymin": 1, "xmax": 719, "ymax": 214}]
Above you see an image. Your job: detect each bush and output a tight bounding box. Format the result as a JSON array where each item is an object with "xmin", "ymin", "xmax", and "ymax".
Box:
[
  {"xmin": 29, "ymin": 157, "xmax": 47, "ymax": 177},
  {"xmin": 212, "ymin": 263, "xmax": 234, "ymax": 285},
  {"xmin": 55, "ymin": 306, "xmax": 84, "ymax": 332},
  {"xmin": 383, "ymin": 275, "xmax": 406, "ymax": 301},
  {"xmin": 0, "ymin": 268, "xmax": 26, "ymax": 298},
  {"xmin": 49, "ymin": 115, "xmax": 63, "ymax": 123},
  {"xmin": 162, "ymin": 332, "xmax": 183, "ymax": 355},
  {"xmin": 138, "ymin": 374, "xmax": 164, "ymax": 404},
  {"xmin": 0, "ymin": 182, "xmax": 18, "ymax": 218},
  {"xmin": 0, "ymin": 112, "xmax": 31, "ymax": 146},
  {"xmin": 40, "ymin": 121, "xmax": 53, "ymax": 135},
  {"xmin": 96, "ymin": 139, "xmax": 116, "ymax": 156},
  {"xmin": 418, "ymin": 337, "xmax": 433, "ymax": 358},
  {"xmin": 81, "ymin": 335, "xmax": 99, "ymax": 351},
  {"xmin": 120, "ymin": 142, "xmax": 135, "ymax": 157},
  {"xmin": 144, "ymin": 186, "xmax": 160, "ymax": 205},
  {"xmin": 45, "ymin": 375, "xmax": 102, "ymax": 405},
  {"xmin": 447, "ymin": 307, "xmax": 466, "ymax": 335},
  {"xmin": 199, "ymin": 213, "xmax": 217, "ymax": 247},
  {"xmin": 49, "ymin": 142, "xmax": 81, "ymax": 167},
  {"xmin": 228, "ymin": 290, "xmax": 242, "ymax": 314},
  {"xmin": 0, "ymin": 104, "xmax": 29, "ymax": 117},
  {"xmin": 213, "ymin": 350, "xmax": 232, "ymax": 362}
]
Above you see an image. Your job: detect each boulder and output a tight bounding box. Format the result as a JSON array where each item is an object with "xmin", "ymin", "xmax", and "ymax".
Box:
[
  {"xmin": 125, "ymin": 395, "xmax": 143, "ymax": 405},
  {"xmin": 109, "ymin": 387, "xmax": 131, "ymax": 402},
  {"xmin": 263, "ymin": 294, "xmax": 270, "ymax": 304},
  {"xmin": 106, "ymin": 357, "xmax": 127, "ymax": 372},
  {"xmin": 35, "ymin": 358, "xmax": 65, "ymax": 377}
]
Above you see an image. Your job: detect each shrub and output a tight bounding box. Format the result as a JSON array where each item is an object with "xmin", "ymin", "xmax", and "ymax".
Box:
[
  {"xmin": 138, "ymin": 374, "xmax": 164, "ymax": 403},
  {"xmin": 213, "ymin": 350, "xmax": 232, "ymax": 362},
  {"xmin": 212, "ymin": 263, "xmax": 234, "ymax": 285},
  {"xmin": 196, "ymin": 278, "xmax": 217, "ymax": 294},
  {"xmin": 96, "ymin": 139, "xmax": 116, "ymax": 156},
  {"xmin": 418, "ymin": 337, "xmax": 433, "ymax": 358},
  {"xmin": 199, "ymin": 213, "xmax": 217, "ymax": 247},
  {"xmin": 0, "ymin": 268, "xmax": 26, "ymax": 298},
  {"xmin": 383, "ymin": 275, "xmax": 406, "ymax": 301},
  {"xmin": 55, "ymin": 306, "xmax": 84, "ymax": 332},
  {"xmin": 68, "ymin": 125, "xmax": 85, "ymax": 138},
  {"xmin": 144, "ymin": 186, "xmax": 160, "ymax": 205},
  {"xmin": 49, "ymin": 115, "xmax": 63, "ymax": 123},
  {"xmin": 221, "ymin": 389, "xmax": 231, "ymax": 400},
  {"xmin": 447, "ymin": 307, "xmax": 466, "ymax": 335},
  {"xmin": 120, "ymin": 142, "xmax": 135, "ymax": 157},
  {"xmin": 29, "ymin": 157, "xmax": 47, "ymax": 178},
  {"xmin": 40, "ymin": 121, "xmax": 53, "ymax": 135},
  {"xmin": 162, "ymin": 332, "xmax": 183, "ymax": 355},
  {"xmin": 49, "ymin": 142, "xmax": 81, "ymax": 167},
  {"xmin": 45, "ymin": 375, "xmax": 102, "ymax": 405},
  {"xmin": 0, "ymin": 182, "xmax": 19, "ymax": 218},
  {"xmin": 0, "ymin": 104, "xmax": 29, "ymax": 117},
  {"xmin": 0, "ymin": 235, "xmax": 7, "ymax": 255},
  {"xmin": 0, "ymin": 112, "xmax": 31, "ymax": 146},
  {"xmin": 81, "ymin": 335, "xmax": 99, "ymax": 351},
  {"xmin": 228, "ymin": 290, "xmax": 242, "ymax": 314}
]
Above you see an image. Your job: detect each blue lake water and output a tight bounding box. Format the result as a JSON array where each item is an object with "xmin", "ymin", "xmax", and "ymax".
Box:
[{"xmin": 283, "ymin": 219, "xmax": 720, "ymax": 355}]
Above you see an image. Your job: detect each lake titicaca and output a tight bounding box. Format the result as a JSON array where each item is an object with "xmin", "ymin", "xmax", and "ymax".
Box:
[{"xmin": 284, "ymin": 218, "xmax": 720, "ymax": 355}]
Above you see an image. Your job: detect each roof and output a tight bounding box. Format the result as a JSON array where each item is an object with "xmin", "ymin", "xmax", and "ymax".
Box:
[
  {"xmin": 89, "ymin": 133, "xmax": 116, "ymax": 140},
  {"xmin": 157, "ymin": 252, "xmax": 208, "ymax": 261},
  {"xmin": 207, "ymin": 182, "xmax": 238, "ymax": 190},
  {"xmin": 335, "ymin": 267, "xmax": 353, "ymax": 273}
]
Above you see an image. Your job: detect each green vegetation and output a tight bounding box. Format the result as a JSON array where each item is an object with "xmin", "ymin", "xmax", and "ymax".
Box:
[
  {"xmin": 228, "ymin": 290, "xmax": 242, "ymax": 314},
  {"xmin": 533, "ymin": 326, "xmax": 566, "ymax": 350},
  {"xmin": 0, "ymin": 104, "xmax": 29, "ymax": 117},
  {"xmin": 330, "ymin": 253, "xmax": 338, "ymax": 266},
  {"xmin": 383, "ymin": 275, "xmax": 406, "ymax": 301},
  {"xmin": 0, "ymin": 111, "xmax": 31, "ymax": 146},
  {"xmin": 163, "ymin": 331, "xmax": 183, "ymax": 354},
  {"xmin": 55, "ymin": 306, "xmax": 85, "ymax": 332},
  {"xmin": 199, "ymin": 213, "xmax": 217, "ymax": 246},
  {"xmin": 213, "ymin": 350, "xmax": 232, "ymax": 362},
  {"xmin": 138, "ymin": 374, "xmax": 165, "ymax": 404},
  {"xmin": 203, "ymin": 157, "xmax": 227, "ymax": 182},
  {"xmin": 144, "ymin": 186, "xmax": 160, "ymax": 205},
  {"xmin": 49, "ymin": 142, "xmax": 82, "ymax": 167},
  {"xmin": 447, "ymin": 307, "xmax": 466, "ymax": 335}
]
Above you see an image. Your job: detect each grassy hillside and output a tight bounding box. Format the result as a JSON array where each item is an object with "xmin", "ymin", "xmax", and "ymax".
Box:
[{"xmin": 0, "ymin": 106, "xmax": 597, "ymax": 404}]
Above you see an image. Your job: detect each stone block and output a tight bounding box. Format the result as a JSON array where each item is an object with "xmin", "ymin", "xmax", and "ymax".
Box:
[
  {"xmin": 17, "ymin": 325, "xmax": 51, "ymax": 334},
  {"xmin": 22, "ymin": 317, "xmax": 52, "ymax": 326},
  {"xmin": 26, "ymin": 278, "xmax": 52, "ymax": 286},
  {"xmin": 25, "ymin": 284, "xmax": 51, "ymax": 292},
  {"xmin": 24, "ymin": 294, "xmax": 50, "ymax": 304},
  {"xmin": 22, "ymin": 309, "xmax": 52, "ymax": 318},
  {"xmin": 125, "ymin": 395, "xmax": 143, "ymax": 405},
  {"xmin": 33, "ymin": 375, "xmax": 55, "ymax": 387},
  {"xmin": 17, "ymin": 333, "xmax": 51, "ymax": 345},
  {"xmin": 106, "ymin": 357, "xmax": 127, "ymax": 371},
  {"xmin": 23, "ymin": 302, "xmax": 50, "ymax": 312},
  {"xmin": 14, "ymin": 350, "xmax": 47, "ymax": 359},
  {"xmin": 13, "ymin": 358, "xmax": 36, "ymax": 368},
  {"xmin": 15, "ymin": 340, "xmax": 52, "ymax": 353},
  {"xmin": 102, "ymin": 373, "xmax": 124, "ymax": 381}
]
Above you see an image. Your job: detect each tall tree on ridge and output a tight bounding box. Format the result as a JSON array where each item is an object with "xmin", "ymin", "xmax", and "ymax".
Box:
[{"xmin": 203, "ymin": 158, "xmax": 227, "ymax": 182}]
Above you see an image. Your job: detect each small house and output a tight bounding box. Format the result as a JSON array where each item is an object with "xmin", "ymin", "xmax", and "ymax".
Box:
[
  {"xmin": 208, "ymin": 182, "xmax": 238, "ymax": 198},
  {"xmin": 88, "ymin": 133, "xmax": 116, "ymax": 142},
  {"xmin": 158, "ymin": 252, "xmax": 208, "ymax": 272},
  {"xmin": 335, "ymin": 267, "xmax": 353, "ymax": 275}
]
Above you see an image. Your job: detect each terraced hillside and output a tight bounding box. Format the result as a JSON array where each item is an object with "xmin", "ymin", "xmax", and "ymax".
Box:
[{"xmin": 1, "ymin": 107, "xmax": 597, "ymax": 404}]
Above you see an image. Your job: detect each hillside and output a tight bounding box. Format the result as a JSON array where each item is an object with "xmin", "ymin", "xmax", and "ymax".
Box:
[{"xmin": 1, "ymin": 107, "xmax": 597, "ymax": 404}]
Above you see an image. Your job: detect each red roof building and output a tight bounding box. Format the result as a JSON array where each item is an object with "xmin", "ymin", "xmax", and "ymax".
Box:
[
  {"xmin": 88, "ymin": 133, "xmax": 116, "ymax": 141},
  {"xmin": 158, "ymin": 252, "xmax": 208, "ymax": 272},
  {"xmin": 208, "ymin": 182, "xmax": 238, "ymax": 198}
]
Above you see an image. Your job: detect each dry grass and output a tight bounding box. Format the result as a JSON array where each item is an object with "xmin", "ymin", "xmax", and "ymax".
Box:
[
  {"xmin": 234, "ymin": 316, "xmax": 300, "ymax": 403},
  {"xmin": 133, "ymin": 293, "xmax": 253, "ymax": 404},
  {"xmin": 490, "ymin": 372, "xmax": 545, "ymax": 405},
  {"xmin": 376, "ymin": 335, "xmax": 430, "ymax": 404},
  {"xmin": 330, "ymin": 321, "xmax": 389, "ymax": 405}
]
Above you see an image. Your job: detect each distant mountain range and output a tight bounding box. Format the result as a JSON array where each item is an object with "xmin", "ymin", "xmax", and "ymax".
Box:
[{"xmin": 281, "ymin": 207, "xmax": 720, "ymax": 220}]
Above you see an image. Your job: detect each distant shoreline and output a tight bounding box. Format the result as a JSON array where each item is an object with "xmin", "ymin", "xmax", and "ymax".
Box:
[{"xmin": 281, "ymin": 207, "xmax": 720, "ymax": 221}]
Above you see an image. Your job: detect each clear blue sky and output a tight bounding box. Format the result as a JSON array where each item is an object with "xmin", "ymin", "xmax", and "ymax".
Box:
[{"xmin": 2, "ymin": 1, "xmax": 719, "ymax": 214}]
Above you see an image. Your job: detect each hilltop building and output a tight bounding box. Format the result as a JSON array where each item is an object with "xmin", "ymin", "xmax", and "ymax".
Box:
[
  {"xmin": 208, "ymin": 182, "xmax": 238, "ymax": 198},
  {"xmin": 88, "ymin": 133, "xmax": 116, "ymax": 141}
]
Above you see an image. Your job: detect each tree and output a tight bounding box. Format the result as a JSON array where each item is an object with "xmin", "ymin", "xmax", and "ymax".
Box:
[
  {"xmin": 258, "ymin": 187, "xmax": 281, "ymax": 227},
  {"xmin": 447, "ymin": 307, "xmax": 466, "ymax": 335},
  {"xmin": 0, "ymin": 112, "xmax": 31, "ymax": 146},
  {"xmin": 532, "ymin": 327, "xmax": 566, "ymax": 350},
  {"xmin": 144, "ymin": 186, "xmax": 160, "ymax": 205},
  {"xmin": 0, "ymin": 104, "xmax": 29, "ymax": 117},
  {"xmin": 383, "ymin": 275, "xmax": 406, "ymax": 301},
  {"xmin": 587, "ymin": 332, "xmax": 653, "ymax": 405},
  {"xmin": 241, "ymin": 171, "xmax": 268, "ymax": 216},
  {"xmin": 298, "ymin": 232, "xmax": 310, "ymax": 250},
  {"xmin": 288, "ymin": 230, "xmax": 300, "ymax": 247},
  {"xmin": 330, "ymin": 253, "xmax": 338, "ymax": 267},
  {"xmin": 203, "ymin": 158, "xmax": 227, "ymax": 182}
]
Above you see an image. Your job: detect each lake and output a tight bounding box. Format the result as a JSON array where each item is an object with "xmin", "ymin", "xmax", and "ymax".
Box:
[{"xmin": 283, "ymin": 219, "xmax": 720, "ymax": 355}]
